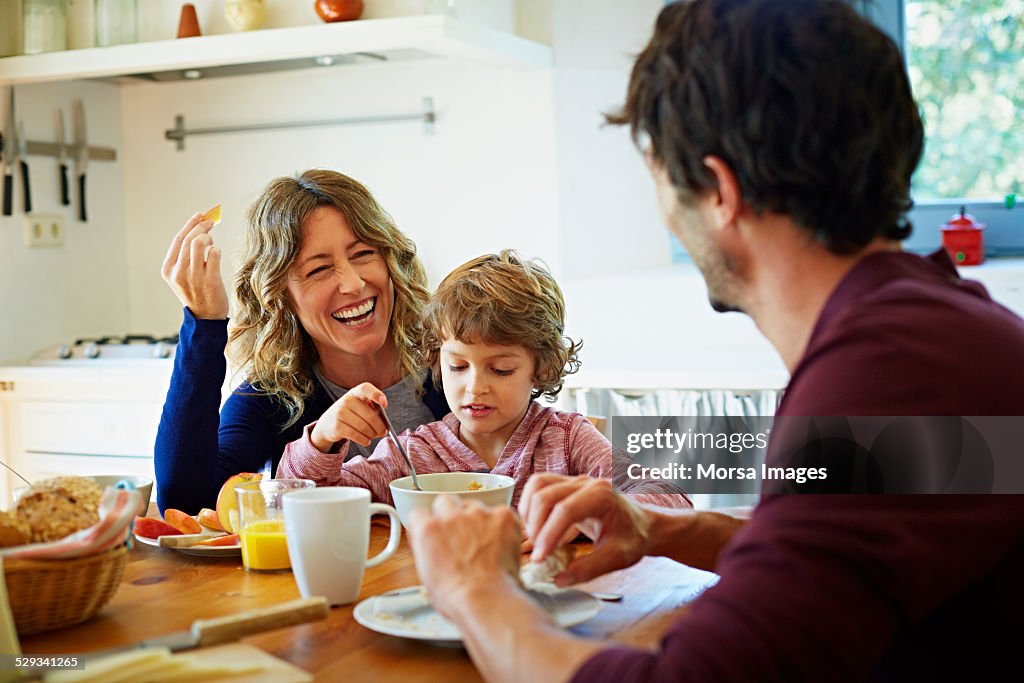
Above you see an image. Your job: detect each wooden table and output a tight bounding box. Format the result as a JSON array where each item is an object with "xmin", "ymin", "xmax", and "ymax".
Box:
[{"xmin": 20, "ymin": 520, "xmax": 718, "ymax": 682}]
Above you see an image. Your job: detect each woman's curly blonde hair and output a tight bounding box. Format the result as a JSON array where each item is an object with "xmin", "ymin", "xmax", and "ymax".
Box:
[
  {"xmin": 420, "ymin": 250, "xmax": 582, "ymax": 401},
  {"xmin": 228, "ymin": 169, "xmax": 430, "ymax": 428}
]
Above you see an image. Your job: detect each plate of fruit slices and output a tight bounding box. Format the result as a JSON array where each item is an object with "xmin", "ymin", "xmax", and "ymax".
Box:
[{"xmin": 134, "ymin": 509, "xmax": 242, "ymax": 557}]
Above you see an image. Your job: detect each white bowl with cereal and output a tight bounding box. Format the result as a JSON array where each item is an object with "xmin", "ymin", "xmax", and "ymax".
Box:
[{"xmin": 389, "ymin": 472, "xmax": 515, "ymax": 529}]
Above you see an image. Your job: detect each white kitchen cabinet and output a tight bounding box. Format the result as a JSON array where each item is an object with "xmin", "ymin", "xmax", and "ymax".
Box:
[
  {"xmin": 19, "ymin": 401, "xmax": 163, "ymax": 456},
  {"xmin": 0, "ymin": 366, "xmax": 172, "ymax": 508}
]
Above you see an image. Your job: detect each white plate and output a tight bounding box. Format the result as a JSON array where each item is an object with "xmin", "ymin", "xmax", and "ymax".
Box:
[
  {"xmin": 133, "ymin": 517, "xmax": 241, "ymax": 557},
  {"xmin": 353, "ymin": 584, "xmax": 601, "ymax": 643}
]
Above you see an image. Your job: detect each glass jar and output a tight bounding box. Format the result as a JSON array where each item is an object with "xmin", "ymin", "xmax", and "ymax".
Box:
[
  {"xmin": 94, "ymin": 0, "xmax": 136, "ymax": 47},
  {"xmin": 1, "ymin": 0, "xmax": 21, "ymax": 57},
  {"xmin": 23, "ymin": 0, "xmax": 67, "ymax": 54}
]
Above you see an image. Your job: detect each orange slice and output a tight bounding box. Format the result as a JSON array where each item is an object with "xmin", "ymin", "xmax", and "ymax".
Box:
[{"xmin": 202, "ymin": 204, "xmax": 222, "ymax": 225}]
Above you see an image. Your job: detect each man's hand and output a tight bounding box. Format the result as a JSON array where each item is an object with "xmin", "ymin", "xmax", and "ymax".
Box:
[
  {"xmin": 409, "ymin": 494, "xmax": 606, "ymax": 683},
  {"xmin": 519, "ymin": 474, "xmax": 653, "ymax": 586},
  {"xmin": 408, "ymin": 495, "xmax": 523, "ymax": 620},
  {"xmin": 518, "ymin": 515, "xmax": 580, "ymax": 554},
  {"xmin": 309, "ymin": 382, "xmax": 388, "ymax": 451}
]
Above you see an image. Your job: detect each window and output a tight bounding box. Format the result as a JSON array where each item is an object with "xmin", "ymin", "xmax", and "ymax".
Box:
[
  {"xmin": 905, "ymin": 1, "xmax": 1023, "ymax": 202},
  {"xmin": 866, "ymin": 0, "xmax": 1023, "ymax": 256}
]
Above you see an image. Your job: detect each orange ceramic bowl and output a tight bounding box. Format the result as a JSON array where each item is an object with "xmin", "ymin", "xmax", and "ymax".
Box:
[{"xmin": 315, "ymin": 0, "xmax": 364, "ymax": 22}]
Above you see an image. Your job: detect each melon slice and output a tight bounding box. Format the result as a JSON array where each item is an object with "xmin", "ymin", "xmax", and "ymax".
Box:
[{"xmin": 201, "ymin": 204, "xmax": 222, "ymax": 225}]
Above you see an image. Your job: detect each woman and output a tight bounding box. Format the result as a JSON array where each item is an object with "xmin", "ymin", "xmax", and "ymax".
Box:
[{"xmin": 155, "ymin": 170, "xmax": 449, "ymax": 513}]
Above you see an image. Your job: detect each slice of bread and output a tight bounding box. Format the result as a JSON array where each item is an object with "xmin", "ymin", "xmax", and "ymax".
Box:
[
  {"xmin": 16, "ymin": 476, "xmax": 103, "ymax": 543},
  {"xmin": 519, "ymin": 546, "xmax": 576, "ymax": 587}
]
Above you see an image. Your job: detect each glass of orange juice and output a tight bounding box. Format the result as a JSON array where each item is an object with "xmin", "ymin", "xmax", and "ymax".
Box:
[{"xmin": 235, "ymin": 478, "xmax": 314, "ymax": 572}]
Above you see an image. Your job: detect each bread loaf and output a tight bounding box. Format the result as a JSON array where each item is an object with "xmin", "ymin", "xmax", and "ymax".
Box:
[
  {"xmin": 15, "ymin": 476, "xmax": 103, "ymax": 543},
  {"xmin": 0, "ymin": 510, "xmax": 31, "ymax": 548}
]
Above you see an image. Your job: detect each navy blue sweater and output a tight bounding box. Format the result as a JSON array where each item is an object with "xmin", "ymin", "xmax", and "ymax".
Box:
[{"xmin": 154, "ymin": 309, "xmax": 449, "ymax": 513}]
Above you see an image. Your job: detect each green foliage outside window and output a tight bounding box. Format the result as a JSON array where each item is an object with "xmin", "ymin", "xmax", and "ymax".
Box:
[{"xmin": 906, "ymin": 0, "xmax": 1023, "ymax": 201}]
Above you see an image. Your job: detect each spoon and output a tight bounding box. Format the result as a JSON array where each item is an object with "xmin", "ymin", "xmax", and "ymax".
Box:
[
  {"xmin": 586, "ymin": 591, "xmax": 624, "ymax": 602},
  {"xmin": 527, "ymin": 582, "xmax": 624, "ymax": 602},
  {"xmin": 0, "ymin": 458, "xmax": 32, "ymax": 487},
  {"xmin": 378, "ymin": 404, "xmax": 421, "ymax": 491},
  {"xmin": 382, "ymin": 585, "xmax": 622, "ymax": 602}
]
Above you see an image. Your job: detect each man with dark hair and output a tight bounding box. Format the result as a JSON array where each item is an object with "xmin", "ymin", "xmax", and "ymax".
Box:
[{"xmin": 407, "ymin": 1, "xmax": 1024, "ymax": 681}]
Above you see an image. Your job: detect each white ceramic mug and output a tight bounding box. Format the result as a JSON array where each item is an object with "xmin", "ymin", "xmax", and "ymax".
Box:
[{"xmin": 282, "ymin": 487, "xmax": 401, "ymax": 605}]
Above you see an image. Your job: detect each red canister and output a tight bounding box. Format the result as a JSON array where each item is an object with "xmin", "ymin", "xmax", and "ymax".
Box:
[{"xmin": 940, "ymin": 206, "xmax": 985, "ymax": 266}]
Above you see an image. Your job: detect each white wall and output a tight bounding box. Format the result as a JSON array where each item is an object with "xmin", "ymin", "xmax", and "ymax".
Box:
[
  {"xmin": 0, "ymin": 0, "xmax": 787, "ymax": 387},
  {"xmin": 0, "ymin": 80, "xmax": 130, "ymax": 364},
  {"xmin": 19, "ymin": 1, "xmax": 1017, "ymax": 394},
  {"xmin": 547, "ymin": 0, "xmax": 787, "ymax": 389},
  {"xmin": 120, "ymin": 58, "xmax": 559, "ymax": 335},
  {"xmin": 552, "ymin": 0, "xmax": 669, "ymax": 281},
  {"xmin": 120, "ymin": 0, "xmax": 720, "ymax": 388}
]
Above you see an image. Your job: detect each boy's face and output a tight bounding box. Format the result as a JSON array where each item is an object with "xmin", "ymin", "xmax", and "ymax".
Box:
[{"xmin": 440, "ymin": 337, "xmax": 536, "ymax": 449}]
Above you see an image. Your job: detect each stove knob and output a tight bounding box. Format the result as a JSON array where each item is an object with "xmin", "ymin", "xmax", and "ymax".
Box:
[
  {"xmin": 84, "ymin": 342, "xmax": 100, "ymax": 359},
  {"xmin": 153, "ymin": 342, "xmax": 171, "ymax": 359},
  {"xmin": 58, "ymin": 344, "xmax": 72, "ymax": 359}
]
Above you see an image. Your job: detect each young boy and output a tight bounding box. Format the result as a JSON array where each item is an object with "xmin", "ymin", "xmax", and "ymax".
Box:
[{"xmin": 279, "ymin": 250, "xmax": 689, "ymax": 509}]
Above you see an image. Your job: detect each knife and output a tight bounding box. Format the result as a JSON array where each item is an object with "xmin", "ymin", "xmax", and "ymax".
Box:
[
  {"xmin": 56, "ymin": 108, "xmax": 70, "ymax": 206},
  {"xmin": 82, "ymin": 596, "xmax": 329, "ymax": 660},
  {"xmin": 0, "ymin": 131, "xmax": 7, "ymax": 217},
  {"xmin": 2, "ymin": 89, "xmax": 12, "ymax": 216},
  {"xmin": 72, "ymin": 98, "xmax": 88, "ymax": 221},
  {"xmin": 16, "ymin": 120, "xmax": 31, "ymax": 213}
]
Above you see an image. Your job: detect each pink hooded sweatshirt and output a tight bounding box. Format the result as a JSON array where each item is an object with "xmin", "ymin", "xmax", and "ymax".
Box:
[{"xmin": 279, "ymin": 402, "xmax": 690, "ymax": 509}]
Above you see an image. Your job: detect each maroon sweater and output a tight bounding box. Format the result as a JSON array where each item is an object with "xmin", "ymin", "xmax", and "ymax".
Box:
[{"xmin": 572, "ymin": 251, "xmax": 1024, "ymax": 682}]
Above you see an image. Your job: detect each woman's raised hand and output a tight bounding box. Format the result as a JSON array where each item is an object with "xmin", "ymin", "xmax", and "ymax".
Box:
[
  {"xmin": 161, "ymin": 212, "xmax": 229, "ymax": 320},
  {"xmin": 310, "ymin": 382, "xmax": 389, "ymax": 452}
]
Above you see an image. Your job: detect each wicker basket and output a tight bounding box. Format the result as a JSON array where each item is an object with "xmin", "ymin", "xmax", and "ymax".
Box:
[{"xmin": 3, "ymin": 545, "xmax": 128, "ymax": 636}]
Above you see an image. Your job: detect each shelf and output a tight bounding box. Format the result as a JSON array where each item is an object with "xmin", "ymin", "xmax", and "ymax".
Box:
[{"xmin": 0, "ymin": 15, "xmax": 552, "ymax": 87}]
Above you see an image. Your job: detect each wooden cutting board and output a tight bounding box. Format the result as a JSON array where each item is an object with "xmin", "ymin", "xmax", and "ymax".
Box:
[{"xmin": 179, "ymin": 643, "xmax": 312, "ymax": 683}]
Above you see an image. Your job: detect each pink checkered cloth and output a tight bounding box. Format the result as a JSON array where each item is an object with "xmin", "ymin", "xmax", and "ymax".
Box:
[{"xmin": 1, "ymin": 488, "xmax": 145, "ymax": 560}]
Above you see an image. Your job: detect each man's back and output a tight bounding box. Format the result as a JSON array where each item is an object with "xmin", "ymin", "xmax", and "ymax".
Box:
[
  {"xmin": 749, "ymin": 249, "xmax": 1024, "ymax": 680},
  {"xmin": 782, "ymin": 249, "xmax": 1024, "ymax": 416}
]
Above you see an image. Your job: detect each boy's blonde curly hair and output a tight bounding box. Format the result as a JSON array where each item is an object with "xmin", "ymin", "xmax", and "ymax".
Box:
[{"xmin": 421, "ymin": 250, "xmax": 582, "ymax": 401}]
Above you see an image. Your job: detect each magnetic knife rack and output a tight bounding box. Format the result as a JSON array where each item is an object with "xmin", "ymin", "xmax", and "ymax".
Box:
[
  {"xmin": 18, "ymin": 141, "xmax": 117, "ymax": 162},
  {"xmin": 165, "ymin": 97, "xmax": 435, "ymax": 151}
]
